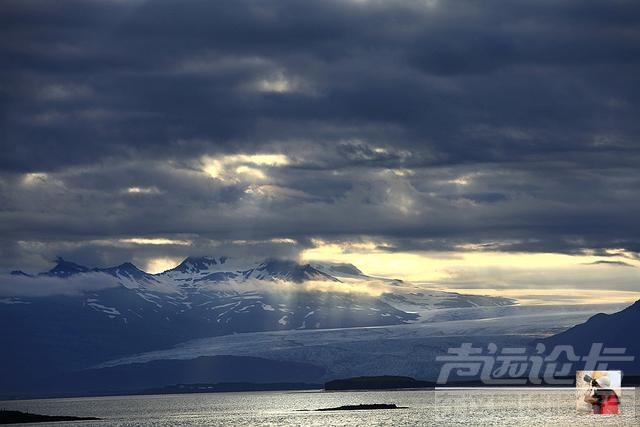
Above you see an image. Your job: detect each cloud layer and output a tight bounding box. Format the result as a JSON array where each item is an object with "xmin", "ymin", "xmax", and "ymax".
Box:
[
  {"xmin": 0, "ymin": 272, "xmax": 119, "ymax": 297},
  {"xmin": 1, "ymin": 1, "xmax": 639, "ymax": 274}
]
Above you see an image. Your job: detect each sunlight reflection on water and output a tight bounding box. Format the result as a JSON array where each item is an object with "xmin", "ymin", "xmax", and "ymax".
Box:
[{"xmin": 1, "ymin": 389, "xmax": 638, "ymax": 426}]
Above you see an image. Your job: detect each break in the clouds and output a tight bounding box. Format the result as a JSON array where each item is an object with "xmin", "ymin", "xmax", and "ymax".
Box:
[{"xmin": 1, "ymin": 1, "xmax": 639, "ymax": 283}]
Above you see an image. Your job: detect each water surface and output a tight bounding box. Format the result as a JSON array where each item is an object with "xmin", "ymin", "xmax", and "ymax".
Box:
[{"xmin": 1, "ymin": 388, "xmax": 637, "ymax": 426}]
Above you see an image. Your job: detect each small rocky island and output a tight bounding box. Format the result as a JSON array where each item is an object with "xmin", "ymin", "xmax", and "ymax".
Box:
[
  {"xmin": 0, "ymin": 410, "xmax": 100, "ymax": 424},
  {"xmin": 316, "ymin": 403, "xmax": 404, "ymax": 411}
]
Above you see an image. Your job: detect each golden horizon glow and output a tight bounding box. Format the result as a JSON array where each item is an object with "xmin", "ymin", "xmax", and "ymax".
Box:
[
  {"xmin": 302, "ymin": 243, "xmax": 640, "ymax": 279},
  {"xmin": 443, "ymin": 288, "xmax": 640, "ymax": 306},
  {"xmin": 301, "ymin": 240, "xmax": 640, "ymax": 304}
]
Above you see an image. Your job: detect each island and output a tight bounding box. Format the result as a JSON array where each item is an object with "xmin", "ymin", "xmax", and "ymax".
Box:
[
  {"xmin": 0, "ymin": 410, "xmax": 100, "ymax": 424},
  {"xmin": 316, "ymin": 403, "xmax": 405, "ymax": 411}
]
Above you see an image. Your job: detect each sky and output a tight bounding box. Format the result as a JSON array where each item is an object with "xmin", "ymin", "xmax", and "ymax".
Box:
[{"xmin": 1, "ymin": 1, "xmax": 639, "ymax": 302}]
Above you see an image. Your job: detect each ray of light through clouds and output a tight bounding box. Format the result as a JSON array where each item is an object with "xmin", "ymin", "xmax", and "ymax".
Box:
[{"xmin": 1, "ymin": 0, "xmax": 640, "ymax": 304}]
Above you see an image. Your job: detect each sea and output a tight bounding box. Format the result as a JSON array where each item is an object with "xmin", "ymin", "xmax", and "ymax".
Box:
[{"xmin": 1, "ymin": 388, "xmax": 638, "ymax": 426}]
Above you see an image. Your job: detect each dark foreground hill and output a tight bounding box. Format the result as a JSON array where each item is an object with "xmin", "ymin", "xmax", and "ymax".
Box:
[
  {"xmin": 0, "ymin": 410, "xmax": 99, "ymax": 424},
  {"xmin": 540, "ymin": 299, "xmax": 640, "ymax": 374}
]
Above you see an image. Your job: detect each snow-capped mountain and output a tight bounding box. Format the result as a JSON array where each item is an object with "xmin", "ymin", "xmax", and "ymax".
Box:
[
  {"xmin": 163, "ymin": 256, "xmax": 339, "ymax": 284},
  {"xmin": 99, "ymin": 262, "xmax": 158, "ymax": 282},
  {"xmin": 1, "ymin": 256, "xmax": 517, "ymax": 332},
  {"xmin": 0, "ymin": 256, "xmax": 514, "ymax": 396},
  {"xmin": 41, "ymin": 257, "xmax": 90, "ymax": 277},
  {"xmin": 6, "ymin": 256, "xmax": 418, "ymax": 329}
]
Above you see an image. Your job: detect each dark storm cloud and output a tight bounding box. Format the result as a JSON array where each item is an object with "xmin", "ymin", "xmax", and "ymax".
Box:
[{"xmin": 1, "ymin": 0, "xmax": 640, "ymax": 270}]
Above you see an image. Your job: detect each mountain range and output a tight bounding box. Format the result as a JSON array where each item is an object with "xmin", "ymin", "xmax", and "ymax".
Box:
[
  {"xmin": 8, "ymin": 256, "xmax": 634, "ymax": 397},
  {"xmin": 0, "ymin": 256, "xmax": 514, "ymax": 396}
]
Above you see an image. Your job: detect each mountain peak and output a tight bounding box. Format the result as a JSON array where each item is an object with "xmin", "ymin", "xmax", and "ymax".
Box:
[
  {"xmin": 172, "ymin": 256, "xmax": 228, "ymax": 274},
  {"xmin": 98, "ymin": 262, "xmax": 152, "ymax": 280},
  {"xmin": 103, "ymin": 261, "xmax": 142, "ymax": 272},
  {"xmin": 116, "ymin": 262, "xmax": 140, "ymax": 271},
  {"xmin": 43, "ymin": 258, "xmax": 90, "ymax": 277},
  {"xmin": 256, "ymin": 259, "xmax": 340, "ymax": 283},
  {"xmin": 311, "ymin": 262, "xmax": 364, "ymax": 277}
]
